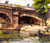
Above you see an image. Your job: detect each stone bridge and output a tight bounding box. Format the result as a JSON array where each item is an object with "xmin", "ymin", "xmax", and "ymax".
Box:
[{"xmin": 0, "ymin": 3, "xmax": 42, "ymax": 29}]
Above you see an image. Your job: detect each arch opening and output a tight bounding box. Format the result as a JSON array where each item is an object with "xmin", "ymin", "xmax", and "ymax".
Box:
[
  {"xmin": 19, "ymin": 16, "xmax": 40, "ymax": 25},
  {"xmin": 0, "ymin": 13, "xmax": 11, "ymax": 29}
]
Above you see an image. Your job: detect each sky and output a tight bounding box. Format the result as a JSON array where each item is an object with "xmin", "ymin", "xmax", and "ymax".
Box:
[
  {"xmin": 0, "ymin": 0, "xmax": 34, "ymax": 6},
  {"xmin": 0, "ymin": 0, "xmax": 50, "ymax": 6}
]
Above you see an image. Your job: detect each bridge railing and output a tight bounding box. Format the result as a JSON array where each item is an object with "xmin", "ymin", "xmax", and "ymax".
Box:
[{"xmin": 0, "ymin": 3, "xmax": 11, "ymax": 7}]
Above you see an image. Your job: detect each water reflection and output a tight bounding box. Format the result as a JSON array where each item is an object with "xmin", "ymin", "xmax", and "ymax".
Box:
[
  {"xmin": 0, "ymin": 37, "xmax": 50, "ymax": 43},
  {"xmin": 0, "ymin": 31, "xmax": 50, "ymax": 43}
]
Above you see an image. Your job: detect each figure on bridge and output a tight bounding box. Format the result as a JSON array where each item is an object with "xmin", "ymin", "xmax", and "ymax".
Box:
[{"xmin": 5, "ymin": 1, "xmax": 9, "ymax": 4}]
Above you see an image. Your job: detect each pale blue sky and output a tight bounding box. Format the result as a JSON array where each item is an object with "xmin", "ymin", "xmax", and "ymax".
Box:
[
  {"xmin": 0, "ymin": 0, "xmax": 50, "ymax": 6},
  {"xmin": 0, "ymin": 0, "xmax": 34, "ymax": 6}
]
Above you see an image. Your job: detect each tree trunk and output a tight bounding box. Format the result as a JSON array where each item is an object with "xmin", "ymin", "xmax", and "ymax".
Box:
[
  {"xmin": 44, "ymin": 19, "xmax": 47, "ymax": 26},
  {"xmin": 44, "ymin": 14, "xmax": 47, "ymax": 26},
  {"xmin": 42, "ymin": 18, "xmax": 44, "ymax": 26}
]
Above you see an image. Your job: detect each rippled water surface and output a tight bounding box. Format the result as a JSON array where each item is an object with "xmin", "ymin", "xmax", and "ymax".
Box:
[{"xmin": 0, "ymin": 30, "xmax": 50, "ymax": 43}]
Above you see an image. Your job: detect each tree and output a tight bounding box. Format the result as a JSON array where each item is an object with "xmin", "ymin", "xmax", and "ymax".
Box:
[{"xmin": 32, "ymin": 0, "xmax": 50, "ymax": 26}]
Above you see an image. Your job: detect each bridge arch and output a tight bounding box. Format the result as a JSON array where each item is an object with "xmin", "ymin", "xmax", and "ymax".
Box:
[
  {"xmin": 0, "ymin": 11, "xmax": 12, "ymax": 24},
  {"xmin": 19, "ymin": 16, "xmax": 40, "ymax": 25},
  {"xmin": 0, "ymin": 13, "xmax": 11, "ymax": 24}
]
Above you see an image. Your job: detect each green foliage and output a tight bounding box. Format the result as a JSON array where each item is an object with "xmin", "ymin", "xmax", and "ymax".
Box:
[
  {"xmin": 9, "ymin": 3, "xmax": 23, "ymax": 6},
  {"xmin": 32, "ymin": 0, "xmax": 50, "ymax": 17},
  {"xmin": 12, "ymin": 4, "xmax": 23, "ymax": 6},
  {"xmin": 48, "ymin": 6, "xmax": 50, "ymax": 8},
  {"xmin": 32, "ymin": 0, "xmax": 50, "ymax": 11},
  {"xmin": 16, "ymin": 4, "xmax": 23, "ymax": 6},
  {"xmin": 32, "ymin": 0, "xmax": 50, "ymax": 26}
]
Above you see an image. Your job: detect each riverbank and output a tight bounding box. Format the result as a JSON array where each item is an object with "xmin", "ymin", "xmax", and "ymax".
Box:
[{"xmin": 0, "ymin": 30, "xmax": 23, "ymax": 39}]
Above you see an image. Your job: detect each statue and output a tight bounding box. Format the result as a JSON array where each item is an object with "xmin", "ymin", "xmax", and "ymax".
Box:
[{"xmin": 5, "ymin": 1, "xmax": 9, "ymax": 4}]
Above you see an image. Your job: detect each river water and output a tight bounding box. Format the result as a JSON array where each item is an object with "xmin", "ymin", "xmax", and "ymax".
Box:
[
  {"xmin": 0, "ymin": 36, "xmax": 50, "ymax": 43},
  {"xmin": 0, "ymin": 37, "xmax": 50, "ymax": 43},
  {"xmin": 0, "ymin": 30, "xmax": 50, "ymax": 43},
  {"xmin": 0, "ymin": 37, "xmax": 39, "ymax": 43}
]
